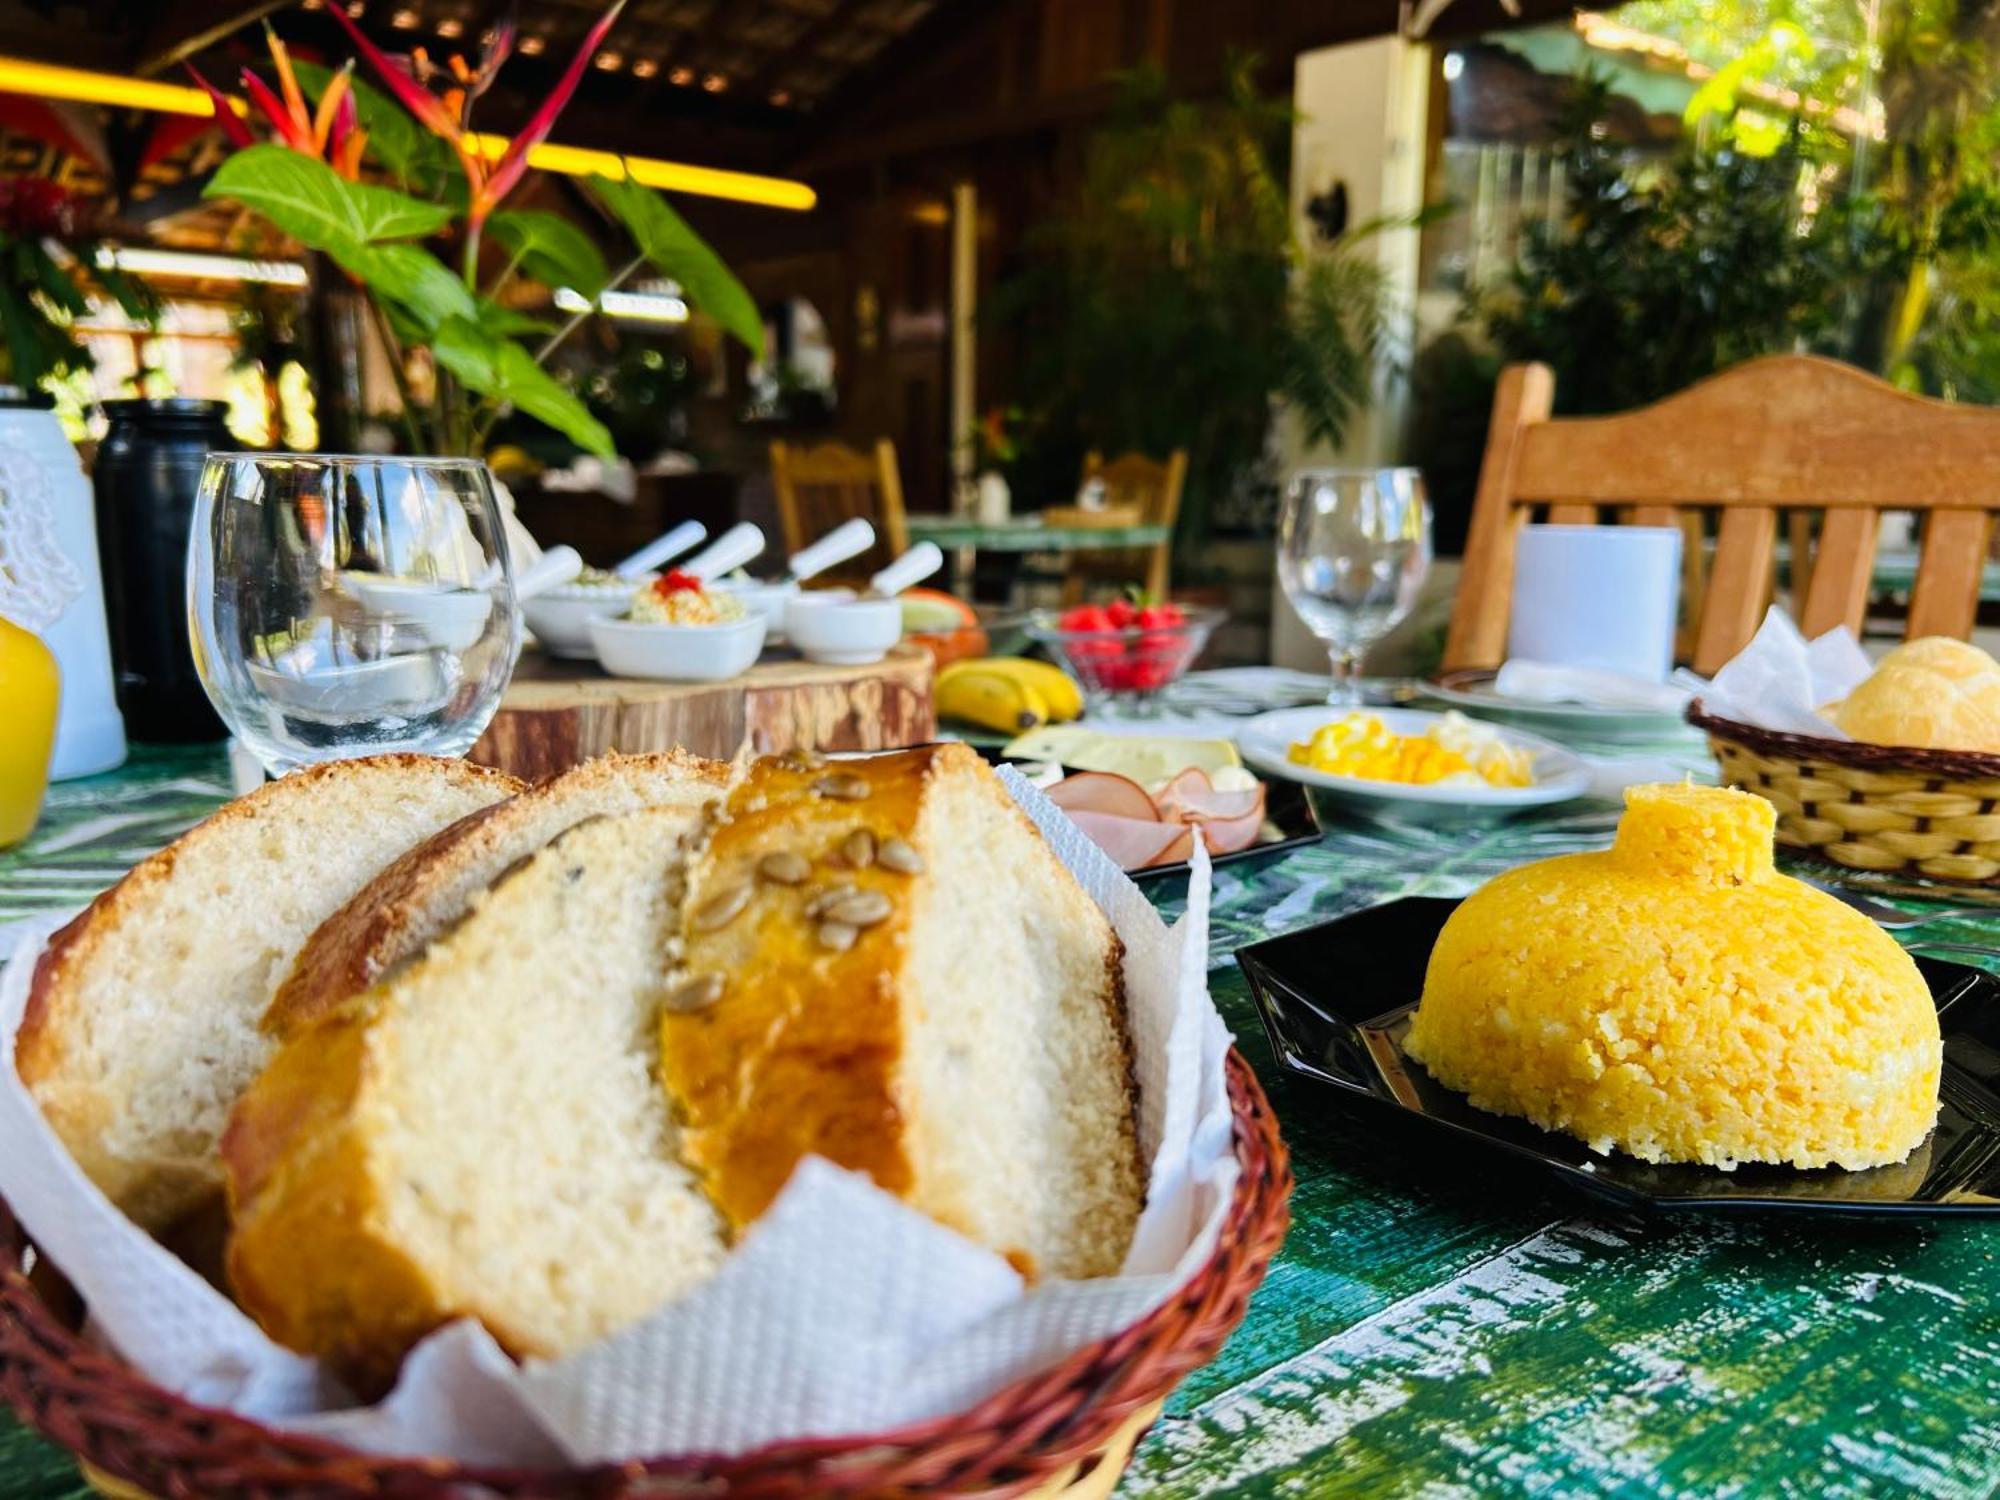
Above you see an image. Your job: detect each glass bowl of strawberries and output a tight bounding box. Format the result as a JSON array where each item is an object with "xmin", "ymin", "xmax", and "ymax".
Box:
[{"xmin": 1026, "ymin": 597, "xmax": 1223, "ymax": 714}]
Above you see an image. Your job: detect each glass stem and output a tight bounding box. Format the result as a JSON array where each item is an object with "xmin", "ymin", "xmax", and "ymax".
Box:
[{"xmin": 1327, "ymin": 646, "xmax": 1364, "ymax": 706}]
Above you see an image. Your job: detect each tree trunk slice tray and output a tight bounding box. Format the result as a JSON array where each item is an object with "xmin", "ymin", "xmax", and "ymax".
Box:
[{"xmin": 469, "ymin": 646, "xmax": 936, "ymax": 781}]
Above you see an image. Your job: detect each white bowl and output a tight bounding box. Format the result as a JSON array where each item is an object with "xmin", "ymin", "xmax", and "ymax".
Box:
[
  {"xmin": 342, "ymin": 573, "xmax": 495, "ymax": 654},
  {"xmin": 784, "ymin": 591, "xmax": 902, "ymax": 666},
  {"xmin": 524, "ymin": 579, "xmax": 643, "ymax": 659},
  {"xmin": 712, "ymin": 578, "xmax": 799, "ymax": 641},
  {"xmin": 588, "ymin": 613, "xmax": 767, "ymax": 681}
]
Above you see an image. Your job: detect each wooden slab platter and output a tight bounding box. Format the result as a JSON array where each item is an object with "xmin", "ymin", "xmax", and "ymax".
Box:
[{"xmin": 469, "ymin": 645, "xmax": 936, "ymax": 780}]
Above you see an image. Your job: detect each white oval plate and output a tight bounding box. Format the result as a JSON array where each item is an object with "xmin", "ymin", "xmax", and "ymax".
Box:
[{"xmin": 1237, "ymin": 706, "xmax": 1591, "ymax": 817}]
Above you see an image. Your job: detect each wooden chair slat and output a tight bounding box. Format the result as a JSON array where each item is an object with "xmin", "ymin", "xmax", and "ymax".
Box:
[
  {"xmin": 1799, "ymin": 508, "xmax": 1881, "ymax": 640},
  {"xmin": 1443, "ymin": 362, "xmax": 1556, "ymax": 672},
  {"xmin": 1446, "ymin": 355, "xmax": 2000, "ymax": 675},
  {"xmin": 1545, "ymin": 503, "xmax": 1597, "ymax": 525},
  {"xmin": 1062, "ymin": 449, "xmax": 1187, "ymax": 603},
  {"xmin": 1694, "ymin": 506, "xmax": 1778, "ymax": 675},
  {"xmin": 770, "ymin": 439, "xmax": 908, "ymax": 579},
  {"xmin": 1909, "ymin": 508, "xmax": 1993, "ymax": 640}
]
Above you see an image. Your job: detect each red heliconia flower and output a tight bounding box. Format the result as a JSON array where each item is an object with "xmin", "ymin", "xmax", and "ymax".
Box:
[
  {"xmin": 186, "ymin": 26, "xmax": 368, "ymax": 180},
  {"xmin": 329, "ymin": 0, "xmax": 625, "ymax": 227}
]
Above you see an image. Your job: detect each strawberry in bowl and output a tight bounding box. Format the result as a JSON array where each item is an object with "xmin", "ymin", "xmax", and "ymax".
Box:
[{"xmin": 1026, "ymin": 596, "xmax": 1222, "ymax": 712}]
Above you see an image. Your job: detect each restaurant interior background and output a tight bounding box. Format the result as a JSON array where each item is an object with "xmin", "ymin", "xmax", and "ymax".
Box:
[{"xmin": 0, "ymin": 0, "xmax": 1976, "ymax": 669}]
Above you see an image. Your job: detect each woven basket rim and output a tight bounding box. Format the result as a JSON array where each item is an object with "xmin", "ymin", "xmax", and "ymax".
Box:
[
  {"xmin": 1688, "ymin": 699, "xmax": 2000, "ymax": 778},
  {"xmin": 0, "ymin": 1048, "xmax": 1290, "ymax": 1499}
]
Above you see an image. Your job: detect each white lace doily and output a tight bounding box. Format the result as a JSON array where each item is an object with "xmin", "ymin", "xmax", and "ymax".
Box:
[{"xmin": 0, "ymin": 445, "xmax": 82, "ymax": 634}]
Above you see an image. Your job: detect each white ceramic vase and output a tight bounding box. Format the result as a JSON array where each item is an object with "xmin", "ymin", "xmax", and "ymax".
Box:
[
  {"xmin": 0, "ymin": 399, "xmax": 125, "ymax": 778},
  {"xmin": 975, "ymin": 470, "xmax": 1011, "ymax": 525}
]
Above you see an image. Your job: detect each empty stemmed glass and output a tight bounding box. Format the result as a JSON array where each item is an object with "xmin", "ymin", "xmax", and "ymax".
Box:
[
  {"xmin": 1277, "ymin": 467, "xmax": 1432, "ymax": 705},
  {"xmin": 187, "ymin": 454, "xmax": 520, "ymax": 777}
]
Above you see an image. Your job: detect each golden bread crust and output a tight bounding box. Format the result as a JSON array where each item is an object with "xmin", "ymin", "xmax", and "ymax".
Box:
[
  {"xmin": 16, "ymin": 755, "xmax": 519, "ymax": 1228},
  {"xmin": 267, "ymin": 750, "xmax": 728, "ymax": 1037}
]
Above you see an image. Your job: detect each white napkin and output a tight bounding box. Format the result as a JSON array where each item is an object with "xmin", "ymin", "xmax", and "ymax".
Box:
[
  {"xmin": 0, "ymin": 772, "xmax": 1233, "ymax": 1465},
  {"xmin": 1493, "ymin": 659, "xmax": 1692, "ymax": 714},
  {"xmin": 1696, "ymin": 606, "xmax": 1871, "ymax": 738}
]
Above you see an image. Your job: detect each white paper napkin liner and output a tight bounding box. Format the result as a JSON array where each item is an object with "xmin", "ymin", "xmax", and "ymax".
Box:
[
  {"xmin": 1699, "ymin": 606, "xmax": 1872, "ymax": 738},
  {"xmin": 0, "ymin": 768, "xmax": 1233, "ymax": 1465}
]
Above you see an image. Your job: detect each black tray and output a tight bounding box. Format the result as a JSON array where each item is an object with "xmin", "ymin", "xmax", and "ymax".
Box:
[{"xmin": 1238, "ymin": 897, "xmax": 2000, "ymax": 1215}]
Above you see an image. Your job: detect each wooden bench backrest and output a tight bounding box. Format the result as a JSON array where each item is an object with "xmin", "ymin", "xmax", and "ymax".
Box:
[{"xmin": 1444, "ymin": 355, "xmax": 2000, "ymax": 675}]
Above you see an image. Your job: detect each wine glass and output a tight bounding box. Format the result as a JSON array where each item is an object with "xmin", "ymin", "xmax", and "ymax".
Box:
[
  {"xmin": 187, "ymin": 454, "xmax": 520, "ymax": 777},
  {"xmin": 1278, "ymin": 467, "xmax": 1432, "ymax": 705}
]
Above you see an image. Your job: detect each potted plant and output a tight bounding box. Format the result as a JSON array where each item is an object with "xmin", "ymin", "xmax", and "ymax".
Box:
[{"xmin": 192, "ymin": 4, "xmax": 763, "ymax": 462}]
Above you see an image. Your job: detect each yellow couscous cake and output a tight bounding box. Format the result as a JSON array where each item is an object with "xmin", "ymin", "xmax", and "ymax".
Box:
[{"xmin": 1404, "ymin": 783, "xmax": 1941, "ymax": 1171}]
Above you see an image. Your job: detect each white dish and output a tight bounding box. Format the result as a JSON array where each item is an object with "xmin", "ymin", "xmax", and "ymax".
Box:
[
  {"xmin": 1421, "ymin": 671, "xmax": 1697, "ymax": 744},
  {"xmin": 784, "ymin": 591, "xmax": 901, "ymax": 666},
  {"xmin": 524, "ymin": 579, "xmax": 646, "ymax": 659},
  {"xmin": 342, "ymin": 573, "xmax": 495, "ymax": 654},
  {"xmin": 1236, "ymin": 706, "xmax": 1591, "ymax": 823},
  {"xmin": 713, "ymin": 577, "xmax": 799, "ymax": 642},
  {"xmin": 589, "ymin": 613, "xmax": 767, "ymax": 681}
]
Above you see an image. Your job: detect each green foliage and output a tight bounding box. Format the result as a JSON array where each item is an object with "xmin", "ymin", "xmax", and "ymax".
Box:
[
  {"xmin": 1474, "ymin": 77, "xmax": 1857, "ymax": 413},
  {"xmin": 587, "ymin": 175, "xmax": 763, "ymax": 359},
  {"xmin": 488, "ymin": 210, "xmax": 610, "ymax": 300},
  {"xmin": 432, "ymin": 316, "xmax": 613, "ymax": 457},
  {"xmin": 206, "ymin": 147, "xmax": 452, "ymax": 251},
  {"xmin": 992, "ymin": 57, "xmax": 1387, "ymax": 542}
]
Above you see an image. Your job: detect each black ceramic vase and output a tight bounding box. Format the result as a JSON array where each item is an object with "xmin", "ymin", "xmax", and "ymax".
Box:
[{"xmin": 92, "ymin": 399, "xmax": 236, "ymax": 741}]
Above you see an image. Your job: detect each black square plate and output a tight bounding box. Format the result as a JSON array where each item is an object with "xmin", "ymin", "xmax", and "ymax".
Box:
[{"xmin": 1237, "ymin": 898, "xmax": 2000, "ymax": 1215}]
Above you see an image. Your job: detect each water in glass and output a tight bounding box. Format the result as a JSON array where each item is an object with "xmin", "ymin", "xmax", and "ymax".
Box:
[
  {"xmin": 187, "ymin": 454, "xmax": 521, "ymax": 776},
  {"xmin": 1278, "ymin": 467, "xmax": 1432, "ymax": 703}
]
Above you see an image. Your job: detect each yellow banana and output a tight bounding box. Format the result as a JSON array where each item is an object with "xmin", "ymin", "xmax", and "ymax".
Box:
[
  {"xmin": 937, "ymin": 663, "xmax": 1051, "ymax": 733},
  {"xmin": 977, "ymin": 656, "xmax": 1084, "ymax": 722}
]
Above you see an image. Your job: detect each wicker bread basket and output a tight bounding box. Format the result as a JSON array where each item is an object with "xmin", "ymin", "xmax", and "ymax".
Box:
[
  {"xmin": 1691, "ymin": 699, "xmax": 2000, "ymax": 884},
  {"xmin": 0, "ymin": 1049, "xmax": 1289, "ymax": 1500}
]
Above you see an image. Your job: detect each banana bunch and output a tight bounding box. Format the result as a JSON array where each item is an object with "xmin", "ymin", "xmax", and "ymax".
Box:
[{"xmin": 936, "ymin": 657, "xmax": 1083, "ymax": 733}]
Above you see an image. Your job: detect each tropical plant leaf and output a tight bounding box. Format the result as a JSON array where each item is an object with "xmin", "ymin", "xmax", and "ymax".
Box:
[
  {"xmin": 337, "ymin": 242, "xmax": 477, "ymax": 335},
  {"xmin": 473, "ymin": 298, "xmax": 556, "ymax": 338},
  {"xmin": 292, "ymin": 59, "xmax": 464, "ymax": 202},
  {"xmin": 431, "ymin": 315, "xmax": 613, "ymax": 457},
  {"xmin": 204, "ymin": 145, "xmax": 451, "ymax": 255},
  {"xmin": 487, "ymin": 209, "xmax": 610, "ymax": 299},
  {"xmin": 587, "ymin": 173, "xmax": 762, "ymax": 357}
]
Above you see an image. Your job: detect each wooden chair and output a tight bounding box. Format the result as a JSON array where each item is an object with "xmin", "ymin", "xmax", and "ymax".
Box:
[
  {"xmin": 769, "ymin": 438, "xmax": 908, "ymax": 580},
  {"xmin": 1061, "ymin": 449, "xmax": 1189, "ymax": 604},
  {"xmin": 1443, "ymin": 355, "xmax": 2000, "ymax": 677}
]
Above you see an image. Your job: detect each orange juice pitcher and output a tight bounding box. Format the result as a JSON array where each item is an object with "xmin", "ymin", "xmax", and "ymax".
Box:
[{"xmin": 0, "ymin": 614, "xmax": 58, "ymax": 845}]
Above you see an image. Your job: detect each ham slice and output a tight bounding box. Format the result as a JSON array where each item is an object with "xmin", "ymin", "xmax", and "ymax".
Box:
[{"xmin": 1047, "ymin": 766, "xmax": 1268, "ymax": 869}]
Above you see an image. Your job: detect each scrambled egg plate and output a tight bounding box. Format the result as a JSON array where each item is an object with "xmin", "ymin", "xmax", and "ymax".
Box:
[{"xmin": 1288, "ymin": 711, "xmax": 1535, "ymax": 789}]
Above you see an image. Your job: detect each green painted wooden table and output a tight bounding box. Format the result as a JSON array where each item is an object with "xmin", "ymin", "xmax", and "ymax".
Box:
[
  {"xmin": 905, "ymin": 514, "xmax": 1172, "ymax": 552},
  {"xmin": 4, "ymin": 745, "xmax": 2000, "ymax": 1497}
]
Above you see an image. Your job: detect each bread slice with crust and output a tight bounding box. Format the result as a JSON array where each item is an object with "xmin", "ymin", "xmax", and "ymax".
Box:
[
  {"xmin": 267, "ymin": 749, "xmax": 730, "ymax": 1038},
  {"xmin": 223, "ymin": 805, "xmax": 725, "ymax": 1395},
  {"xmin": 666, "ymin": 742, "xmax": 1143, "ymax": 1280},
  {"xmin": 16, "ymin": 755, "xmax": 517, "ymax": 1231}
]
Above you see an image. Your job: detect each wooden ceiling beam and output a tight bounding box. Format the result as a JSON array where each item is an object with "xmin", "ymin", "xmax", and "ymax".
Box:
[
  {"xmin": 739, "ymin": 0, "xmax": 895, "ymax": 98},
  {"xmin": 134, "ymin": 0, "xmax": 291, "ymax": 76}
]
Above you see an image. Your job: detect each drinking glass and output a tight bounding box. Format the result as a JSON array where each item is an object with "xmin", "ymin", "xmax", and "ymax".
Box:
[
  {"xmin": 187, "ymin": 454, "xmax": 520, "ymax": 776},
  {"xmin": 1277, "ymin": 467, "xmax": 1432, "ymax": 704}
]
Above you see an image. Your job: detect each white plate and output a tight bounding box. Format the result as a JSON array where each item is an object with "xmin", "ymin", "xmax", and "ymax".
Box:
[
  {"xmin": 1237, "ymin": 706, "xmax": 1591, "ymax": 821},
  {"xmin": 1420, "ymin": 671, "xmax": 1695, "ymax": 744}
]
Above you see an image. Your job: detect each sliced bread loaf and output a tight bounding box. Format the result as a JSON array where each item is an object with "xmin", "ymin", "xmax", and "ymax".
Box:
[
  {"xmin": 16, "ymin": 755, "xmax": 517, "ymax": 1231},
  {"xmin": 223, "ymin": 805, "xmax": 725, "ymax": 1395},
  {"xmin": 665, "ymin": 742, "xmax": 1143, "ymax": 1280},
  {"xmin": 222, "ymin": 745, "xmax": 1144, "ymax": 1387},
  {"xmin": 267, "ymin": 749, "xmax": 730, "ymax": 1037}
]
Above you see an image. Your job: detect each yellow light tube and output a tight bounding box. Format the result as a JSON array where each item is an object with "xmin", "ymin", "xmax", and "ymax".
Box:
[{"xmin": 0, "ymin": 54, "xmax": 816, "ymax": 212}]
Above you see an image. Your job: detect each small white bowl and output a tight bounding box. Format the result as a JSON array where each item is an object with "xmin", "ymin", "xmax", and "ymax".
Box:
[
  {"xmin": 342, "ymin": 573, "xmax": 494, "ymax": 654},
  {"xmin": 712, "ymin": 577, "xmax": 800, "ymax": 641},
  {"xmin": 784, "ymin": 591, "xmax": 902, "ymax": 666},
  {"xmin": 588, "ymin": 613, "xmax": 767, "ymax": 681},
  {"xmin": 524, "ymin": 578, "xmax": 645, "ymax": 659}
]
